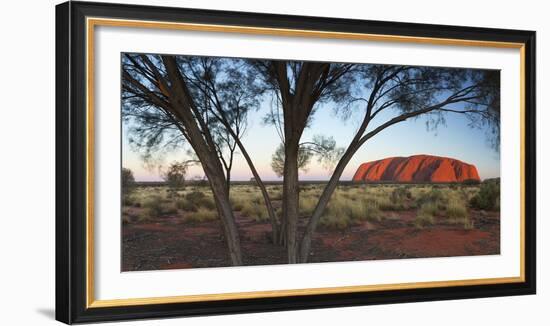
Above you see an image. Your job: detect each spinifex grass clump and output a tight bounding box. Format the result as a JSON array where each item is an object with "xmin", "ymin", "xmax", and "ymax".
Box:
[
  {"xmin": 319, "ymin": 194, "xmax": 382, "ymax": 229},
  {"xmin": 173, "ymin": 190, "xmax": 217, "ymax": 213},
  {"xmin": 299, "ymin": 194, "xmax": 318, "ymax": 217},
  {"xmin": 415, "ymin": 202, "xmax": 437, "ymax": 228},
  {"xmin": 185, "ymin": 207, "xmax": 218, "ymax": 223},
  {"xmin": 446, "ymin": 199, "xmax": 473, "ymax": 229},
  {"xmin": 240, "ymin": 195, "xmax": 269, "ymax": 221}
]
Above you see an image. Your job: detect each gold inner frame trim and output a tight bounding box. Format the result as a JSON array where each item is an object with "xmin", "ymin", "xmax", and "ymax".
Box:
[{"xmin": 85, "ymin": 17, "xmax": 527, "ymax": 309}]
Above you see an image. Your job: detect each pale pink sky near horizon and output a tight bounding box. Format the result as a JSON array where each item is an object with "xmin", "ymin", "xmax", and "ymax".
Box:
[{"xmin": 122, "ymin": 98, "xmax": 500, "ymax": 182}]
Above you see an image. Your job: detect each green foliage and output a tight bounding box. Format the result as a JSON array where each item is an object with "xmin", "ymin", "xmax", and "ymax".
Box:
[
  {"xmin": 271, "ymin": 143, "xmax": 312, "ymax": 177},
  {"xmin": 469, "ymin": 181, "xmax": 500, "ymax": 210},
  {"xmin": 162, "ymin": 161, "xmax": 188, "ymax": 189},
  {"xmin": 122, "ymin": 167, "xmax": 136, "ymax": 197}
]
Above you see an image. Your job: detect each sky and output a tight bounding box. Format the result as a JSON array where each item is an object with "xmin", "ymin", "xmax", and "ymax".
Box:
[{"xmin": 122, "ymin": 69, "xmax": 500, "ymax": 183}]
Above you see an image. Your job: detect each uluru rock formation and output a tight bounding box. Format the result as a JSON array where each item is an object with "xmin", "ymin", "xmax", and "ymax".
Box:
[{"xmin": 352, "ymin": 155, "xmax": 480, "ymax": 183}]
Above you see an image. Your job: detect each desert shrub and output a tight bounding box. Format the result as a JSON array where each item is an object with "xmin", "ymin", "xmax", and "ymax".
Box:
[
  {"xmin": 122, "ymin": 167, "xmax": 135, "ymax": 194},
  {"xmin": 299, "ymin": 195, "xmax": 318, "ymax": 216},
  {"xmin": 142, "ymin": 195, "xmax": 178, "ymax": 216},
  {"xmin": 363, "ymin": 200, "xmax": 382, "ymax": 221},
  {"xmin": 320, "ymin": 214, "xmax": 351, "ymax": 229},
  {"xmin": 134, "ymin": 208, "xmax": 153, "ymax": 222},
  {"xmin": 186, "ymin": 190, "xmax": 205, "ymax": 201},
  {"xmin": 391, "ymin": 186, "xmax": 412, "ymax": 202},
  {"xmin": 186, "ymin": 207, "xmax": 218, "ymax": 222},
  {"xmin": 230, "ymin": 196, "xmax": 245, "ymax": 211},
  {"xmin": 446, "ymin": 199, "xmax": 468, "ymax": 219},
  {"xmin": 462, "ymin": 179, "xmax": 481, "ymax": 185},
  {"xmin": 373, "ymin": 196, "xmax": 406, "ymax": 211},
  {"xmin": 445, "ymin": 199, "xmax": 474, "ymax": 229},
  {"xmin": 185, "ymin": 191, "xmax": 216, "ymax": 210},
  {"xmin": 143, "ymin": 196, "xmax": 163, "ymax": 216},
  {"xmin": 122, "ymin": 207, "xmax": 133, "ymax": 224},
  {"xmin": 319, "ymin": 195, "xmax": 382, "ymax": 229},
  {"xmin": 241, "ymin": 199, "xmax": 269, "ymax": 221},
  {"xmin": 199, "ymin": 197, "xmax": 216, "ymax": 210},
  {"xmin": 160, "ymin": 202, "xmax": 178, "ymax": 215},
  {"xmin": 416, "ymin": 188, "xmax": 444, "ymax": 205},
  {"xmin": 122, "ymin": 195, "xmax": 134, "ymax": 207},
  {"xmin": 162, "ymin": 161, "xmax": 188, "ymax": 190},
  {"xmin": 270, "ymin": 190, "xmax": 283, "ymax": 200},
  {"xmin": 358, "ymin": 199, "xmax": 382, "ymax": 222},
  {"xmin": 469, "ymin": 181, "xmax": 500, "ymax": 210},
  {"xmin": 176, "ymin": 199, "xmax": 197, "ymax": 212},
  {"xmin": 166, "ymin": 191, "xmax": 184, "ymax": 199},
  {"xmin": 415, "ymin": 202, "xmax": 437, "ymax": 228}
]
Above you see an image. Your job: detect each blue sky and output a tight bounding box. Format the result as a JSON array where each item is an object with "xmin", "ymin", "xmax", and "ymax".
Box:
[{"xmin": 122, "ymin": 95, "xmax": 500, "ymax": 182}]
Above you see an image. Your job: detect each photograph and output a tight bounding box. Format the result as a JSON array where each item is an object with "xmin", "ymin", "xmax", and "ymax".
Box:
[
  {"xmin": 51, "ymin": 1, "xmax": 538, "ymax": 323},
  {"xmin": 120, "ymin": 53, "xmax": 501, "ymax": 271}
]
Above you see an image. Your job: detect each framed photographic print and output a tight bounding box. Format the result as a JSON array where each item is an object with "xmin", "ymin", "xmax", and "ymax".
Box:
[{"xmin": 55, "ymin": 1, "xmax": 536, "ymax": 324}]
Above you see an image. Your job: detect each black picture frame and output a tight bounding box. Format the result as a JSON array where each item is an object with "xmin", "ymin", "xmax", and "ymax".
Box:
[{"xmin": 56, "ymin": 1, "xmax": 536, "ymax": 324}]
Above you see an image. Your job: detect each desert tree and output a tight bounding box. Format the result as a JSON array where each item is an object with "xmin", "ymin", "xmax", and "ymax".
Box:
[
  {"xmin": 297, "ymin": 65, "xmax": 500, "ymax": 262},
  {"xmin": 161, "ymin": 161, "xmax": 189, "ymax": 190},
  {"xmin": 271, "ymin": 143, "xmax": 312, "ymax": 177},
  {"xmin": 122, "ymin": 53, "xmax": 244, "ymax": 265},
  {"xmin": 178, "ymin": 57, "xmax": 282, "ymax": 242},
  {"xmin": 251, "ymin": 60, "xmax": 355, "ymax": 262},
  {"xmin": 251, "ymin": 60, "xmax": 499, "ymax": 263},
  {"xmin": 121, "ymin": 167, "xmax": 135, "ymax": 195},
  {"xmin": 271, "ymin": 134, "xmax": 345, "ymax": 177}
]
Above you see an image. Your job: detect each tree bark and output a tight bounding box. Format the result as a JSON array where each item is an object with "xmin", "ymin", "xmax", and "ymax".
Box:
[
  {"xmin": 161, "ymin": 56, "xmax": 243, "ymax": 266},
  {"xmin": 283, "ymin": 139, "xmax": 300, "ymax": 263},
  {"xmin": 207, "ymin": 169, "xmax": 243, "ymax": 265}
]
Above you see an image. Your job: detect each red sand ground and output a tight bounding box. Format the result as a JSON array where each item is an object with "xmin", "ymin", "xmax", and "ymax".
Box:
[{"xmin": 122, "ymin": 209, "xmax": 500, "ymax": 271}]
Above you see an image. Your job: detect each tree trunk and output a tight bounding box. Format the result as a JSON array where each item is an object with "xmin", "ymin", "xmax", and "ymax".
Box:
[
  {"xmin": 298, "ymin": 148, "xmax": 357, "ymax": 263},
  {"xmin": 278, "ymin": 215, "xmax": 287, "ymax": 246},
  {"xmin": 161, "ymin": 56, "xmax": 243, "ymax": 266},
  {"xmin": 283, "ymin": 140, "xmax": 300, "ymax": 263},
  {"xmin": 208, "ymin": 170, "xmax": 243, "ymax": 265},
  {"xmin": 225, "ymin": 168, "xmax": 231, "ymax": 195}
]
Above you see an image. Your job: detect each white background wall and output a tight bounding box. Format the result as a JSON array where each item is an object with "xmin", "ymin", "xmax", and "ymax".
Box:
[{"xmin": 0, "ymin": 0, "xmax": 546, "ymax": 324}]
